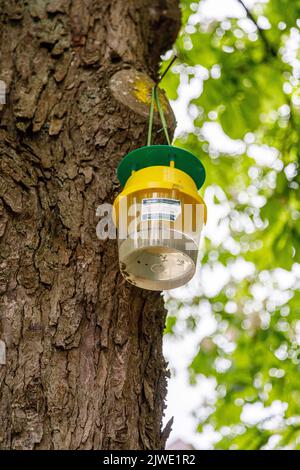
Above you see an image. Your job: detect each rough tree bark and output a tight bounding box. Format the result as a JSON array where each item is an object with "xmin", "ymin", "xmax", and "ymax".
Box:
[{"xmin": 0, "ymin": 0, "xmax": 180, "ymax": 450}]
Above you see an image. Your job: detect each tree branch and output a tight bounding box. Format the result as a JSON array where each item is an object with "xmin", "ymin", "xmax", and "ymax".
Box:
[{"xmin": 237, "ymin": 0, "xmax": 277, "ymax": 57}]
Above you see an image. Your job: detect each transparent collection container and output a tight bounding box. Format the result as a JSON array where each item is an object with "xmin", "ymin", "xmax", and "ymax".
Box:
[{"xmin": 117, "ymin": 189, "xmax": 205, "ymax": 290}]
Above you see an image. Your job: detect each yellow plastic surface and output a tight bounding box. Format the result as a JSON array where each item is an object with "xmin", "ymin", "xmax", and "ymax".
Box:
[{"xmin": 113, "ymin": 165, "xmax": 207, "ymax": 224}]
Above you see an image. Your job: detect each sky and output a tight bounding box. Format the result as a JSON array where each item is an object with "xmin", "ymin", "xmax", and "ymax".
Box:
[{"xmin": 163, "ymin": 0, "xmax": 300, "ymax": 450}]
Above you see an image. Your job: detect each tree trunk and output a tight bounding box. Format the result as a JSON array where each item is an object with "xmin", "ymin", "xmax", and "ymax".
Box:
[{"xmin": 0, "ymin": 0, "xmax": 180, "ymax": 450}]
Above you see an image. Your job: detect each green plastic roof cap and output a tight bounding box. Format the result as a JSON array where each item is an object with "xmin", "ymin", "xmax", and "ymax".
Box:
[{"xmin": 117, "ymin": 145, "xmax": 206, "ymax": 190}]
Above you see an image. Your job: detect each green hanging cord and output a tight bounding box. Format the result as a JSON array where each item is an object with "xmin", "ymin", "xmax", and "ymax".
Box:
[
  {"xmin": 154, "ymin": 86, "xmax": 171, "ymax": 146},
  {"xmin": 146, "ymin": 86, "xmax": 171, "ymax": 146},
  {"xmin": 146, "ymin": 54, "xmax": 177, "ymax": 146},
  {"xmin": 147, "ymin": 87, "xmax": 155, "ymax": 146}
]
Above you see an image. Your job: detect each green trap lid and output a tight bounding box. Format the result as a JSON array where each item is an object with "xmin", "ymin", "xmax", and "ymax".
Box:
[{"xmin": 117, "ymin": 145, "xmax": 206, "ymax": 190}]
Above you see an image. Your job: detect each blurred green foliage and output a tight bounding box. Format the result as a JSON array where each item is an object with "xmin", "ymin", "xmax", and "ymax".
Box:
[{"xmin": 161, "ymin": 0, "xmax": 300, "ymax": 450}]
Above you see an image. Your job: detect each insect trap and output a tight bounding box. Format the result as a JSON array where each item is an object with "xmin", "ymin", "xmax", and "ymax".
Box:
[{"xmin": 113, "ymin": 77, "xmax": 207, "ymax": 291}]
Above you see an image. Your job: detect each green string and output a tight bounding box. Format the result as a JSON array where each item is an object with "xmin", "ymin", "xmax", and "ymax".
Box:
[
  {"xmin": 147, "ymin": 87, "xmax": 155, "ymax": 146},
  {"xmin": 147, "ymin": 86, "xmax": 171, "ymax": 146},
  {"xmin": 154, "ymin": 87, "xmax": 171, "ymax": 146}
]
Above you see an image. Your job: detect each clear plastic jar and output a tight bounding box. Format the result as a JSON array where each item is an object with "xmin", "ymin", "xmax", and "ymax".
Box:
[{"xmin": 116, "ymin": 188, "xmax": 205, "ymax": 290}]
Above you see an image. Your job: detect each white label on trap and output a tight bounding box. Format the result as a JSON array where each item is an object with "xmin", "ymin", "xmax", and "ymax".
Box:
[{"xmin": 141, "ymin": 198, "xmax": 181, "ymax": 222}]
